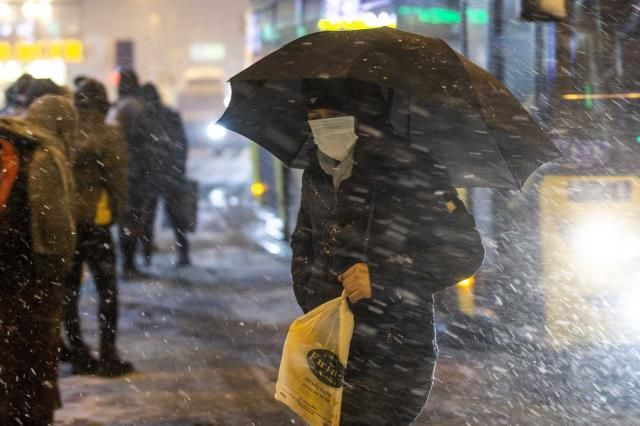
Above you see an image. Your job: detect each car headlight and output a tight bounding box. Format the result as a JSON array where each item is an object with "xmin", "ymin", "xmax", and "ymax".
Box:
[
  {"xmin": 207, "ymin": 123, "xmax": 227, "ymax": 141},
  {"xmin": 570, "ymin": 217, "xmax": 640, "ymax": 273},
  {"xmin": 208, "ymin": 188, "xmax": 227, "ymax": 208}
]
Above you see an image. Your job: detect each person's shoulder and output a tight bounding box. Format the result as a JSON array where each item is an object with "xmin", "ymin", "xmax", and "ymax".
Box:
[
  {"xmin": 357, "ymin": 129, "xmax": 411, "ymax": 168},
  {"xmin": 116, "ymin": 97, "xmax": 145, "ymax": 114},
  {"xmin": 101, "ymin": 122, "xmax": 122, "ymax": 141},
  {"xmin": 302, "ymin": 150, "xmax": 324, "ymax": 182},
  {"xmin": 161, "ymin": 105, "xmax": 178, "ymax": 115},
  {"xmin": 161, "ymin": 106, "xmax": 181, "ymax": 122}
]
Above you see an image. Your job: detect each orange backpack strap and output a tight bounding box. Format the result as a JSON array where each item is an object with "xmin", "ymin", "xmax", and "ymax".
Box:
[{"xmin": 0, "ymin": 139, "xmax": 19, "ymax": 213}]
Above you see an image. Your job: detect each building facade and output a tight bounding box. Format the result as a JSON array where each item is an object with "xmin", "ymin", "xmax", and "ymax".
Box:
[{"xmin": 0, "ymin": 0, "xmax": 249, "ymax": 105}]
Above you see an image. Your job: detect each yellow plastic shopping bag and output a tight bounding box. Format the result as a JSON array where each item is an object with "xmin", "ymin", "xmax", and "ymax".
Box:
[{"xmin": 275, "ymin": 293, "xmax": 354, "ymax": 426}]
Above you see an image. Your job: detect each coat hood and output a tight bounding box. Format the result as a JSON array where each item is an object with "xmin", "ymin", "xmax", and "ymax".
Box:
[
  {"xmin": 0, "ymin": 95, "xmax": 77, "ymax": 260},
  {"xmin": 24, "ymin": 95, "xmax": 78, "ymax": 156},
  {"xmin": 118, "ymin": 68, "xmax": 140, "ymax": 99},
  {"xmin": 74, "ymin": 78, "xmax": 110, "ymax": 116}
]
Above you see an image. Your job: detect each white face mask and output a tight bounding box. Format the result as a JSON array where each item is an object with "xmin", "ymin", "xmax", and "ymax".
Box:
[{"xmin": 308, "ymin": 116, "xmax": 357, "ymax": 161}]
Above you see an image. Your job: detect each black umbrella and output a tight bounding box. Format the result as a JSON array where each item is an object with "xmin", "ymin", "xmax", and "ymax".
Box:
[{"xmin": 218, "ymin": 27, "xmax": 560, "ymax": 189}]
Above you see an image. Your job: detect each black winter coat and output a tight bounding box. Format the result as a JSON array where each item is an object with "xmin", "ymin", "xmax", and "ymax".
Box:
[
  {"xmin": 291, "ymin": 126, "xmax": 485, "ymax": 327},
  {"xmin": 160, "ymin": 106, "xmax": 188, "ymax": 183},
  {"xmin": 113, "ymin": 97, "xmax": 153, "ymax": 213},
  {"xmin": 291, "ymin": 126, "xmax": 485, "ymax": 424},
  {"xmin": 137, "ymin": 102, "xmax": 188, "ymax": 193},
  {"xmin": 0, "ymin": 139, "xmax": 67, "ymax": 421}
]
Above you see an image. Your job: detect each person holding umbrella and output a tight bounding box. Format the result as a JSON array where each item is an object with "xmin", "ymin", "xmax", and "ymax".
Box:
[
  {"xmin": 290, "ymin": 77, "xmax": 485, "ymax": 423},
  {"xmin": 218, "ymin": 27, "xmax": 560, "ymax": 424}
]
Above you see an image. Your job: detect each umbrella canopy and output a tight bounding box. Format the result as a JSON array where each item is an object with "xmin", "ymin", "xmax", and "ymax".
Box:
[{"xmin": 218, "ymin": 27, "xmax": 560, "ymax": 189}]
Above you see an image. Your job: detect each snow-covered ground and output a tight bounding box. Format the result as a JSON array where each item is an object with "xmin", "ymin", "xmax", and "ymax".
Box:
[
  {"xmin": 53, "ymin": 143, "xmax": 640, "ymax": 425},
  {"xmin": 54, "ymin": 228, "xmax": 640, "ymax": 425}
]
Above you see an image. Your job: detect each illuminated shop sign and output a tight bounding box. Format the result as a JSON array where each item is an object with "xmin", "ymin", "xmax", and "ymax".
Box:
[
  {"xmin": 317, "ymin": 12, "xmax": 397, "ymax": 31},
  {"xmin": 0, "ymin": 39, "xmax": 84, "ymax": 63},
  {"xmin": 397, "ymin": 6, "xmax": 489, "ymax": 25}
]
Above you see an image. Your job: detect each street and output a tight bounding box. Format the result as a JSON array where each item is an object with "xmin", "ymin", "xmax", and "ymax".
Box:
[
  {"xmin": 0, "ymin": 0, "xmax": 638, "ymax": 424},
  {"xmin": 53, "ymin": 229, "xmax": 640, "ymax": 425}
]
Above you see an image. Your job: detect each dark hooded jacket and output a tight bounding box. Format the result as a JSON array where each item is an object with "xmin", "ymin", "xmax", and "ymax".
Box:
[
  {"xmin": 291, "ymin": 124, "xmax": 485, "ymax": 424},
  {"xmin": 0, "ymin": 95, "xmax": 77, "ymax": 421},
  {"xmin": 109, "ymin": 73, "xmax": 157, "ymax": 227},
  {"xmin": 141, "ymin": 83, "xmax": 188, "ymax": 187},
  {"xmin": 291, "ymin": 124, "xmax": 485, "ymax": 325},
  {"xmin": 290, "ymin": 77, "xmax": 484, "ymax": 425},
  {"xmin": 72, "ymin": 80, "xmax": 128, "ymax": 226}
]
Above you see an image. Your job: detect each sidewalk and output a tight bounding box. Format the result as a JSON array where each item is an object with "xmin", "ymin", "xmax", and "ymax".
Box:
[
  {"xmin": 54, "ymin": 228, "xmax": 640, "ymax": 425},
  {"xmin": 55, "ymin": 232, "xmax": 300, "ymax": 425}
]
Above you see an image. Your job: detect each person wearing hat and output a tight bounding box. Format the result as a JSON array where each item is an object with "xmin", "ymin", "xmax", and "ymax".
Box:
[
  {"xmin": 61, "ymin": 78, "xmax": 133, "ymax": 377},
  {"xmin": 290, "ymin": 78, "xmax": 485, "ymax": 424},
  {"xmin": 0, "ymin": 95, "xmax": 77, "ymax": 423}
]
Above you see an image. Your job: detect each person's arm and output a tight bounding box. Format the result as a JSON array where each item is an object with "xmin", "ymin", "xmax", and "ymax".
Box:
[
  {"xmin": 116, "ymin": 101, "xmax": 146, "ymax": 165},
  {"xmin": 103, "ymin": 126, "xmax": 129, "ymax": 223},
  {"xmin": 28, "ymin": 147, "xmax": 76, "ymax": 262},
  {"xmin": 168, "ymin": 110, "xmax": 188, "ymax": 177},
  {"xmin": 368, "ymin": 147, "xmax": 485, "ymax": 299},
  {"xmin": 374, "ymin": 187, "xmax": 485, "ymax": 297},
  {"xmin": 290, "ymin": 173, "xmax": 314, "ymax": 312}
]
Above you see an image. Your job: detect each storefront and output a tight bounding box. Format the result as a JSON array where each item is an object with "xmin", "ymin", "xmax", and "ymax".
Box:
[{"xmin": 0, "ymin": 0, "xmax": 84, "ymax": 95}]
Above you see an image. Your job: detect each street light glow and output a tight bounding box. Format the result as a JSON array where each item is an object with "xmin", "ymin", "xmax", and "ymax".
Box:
[
  {"xmin": 250, "ymin": 182, "xmax": 267, "ymax": 198},
  {"xmin": 457, "ymin": 276, "xmax": 475, "ymax": 288},
  {"xmin": 0, "ymin": 2, "xmax": 15, "ymax": 22},
  {"xmin": 22, "ymin": 0, "xmax": 52, "ymax": 22}
]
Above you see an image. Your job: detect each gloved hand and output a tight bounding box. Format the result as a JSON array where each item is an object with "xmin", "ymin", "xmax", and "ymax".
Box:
[{"xmin": 338, "ymin": 263, "xmax": 372, "ymax": 304}]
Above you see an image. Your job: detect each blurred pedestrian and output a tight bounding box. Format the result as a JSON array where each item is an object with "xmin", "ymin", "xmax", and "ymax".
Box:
[
  {"xmin": 1, "ymin": 73, "xmax": 34, "ymax": 116},
  {"xmin": 290, "ymin": 78, "xmax": 485, "ymax": 425},
  {"xmin": 140, "ymin": 82, "xmax": 191, "ymax": 267},
  {"xmin": 109, "ymin": 69, "xmax": 156, "ymax": 277},
  {"xmin": 61, "ymin": 78, "xmax": 133, "ymax": 377},
  {"xmin": 23, "ymin": 78, "xmax": 68, "ymax": 107},
  {"xmin": 0, "ymin": 95, "xmax": 77, "ymax": 423}
]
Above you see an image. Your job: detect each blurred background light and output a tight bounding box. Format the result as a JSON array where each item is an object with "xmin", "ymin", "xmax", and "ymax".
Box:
[{"xmin": 206, "ymin": 123, "xmax": 227, "ymax": 140}]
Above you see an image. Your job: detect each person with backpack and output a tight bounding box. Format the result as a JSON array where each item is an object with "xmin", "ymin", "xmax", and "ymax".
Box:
[
  {"xmin": 61, "ymin": 78, "xmax": 133, "ymax": 377},
  {"xmin": 0, "ymin": 94, "xmax": 77, "ymax": 424},
  {"xmin": 139, "ymin": 82, "xmax": 192, "ymax": 267},
  {"xmin": 290, "ymin": 78, "xmax": 485, "ymax": 424}
]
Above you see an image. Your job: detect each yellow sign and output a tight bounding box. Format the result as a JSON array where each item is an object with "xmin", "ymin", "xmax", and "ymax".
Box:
[
  {"xmin": 0, "ymin": 41, "xmax": 10, "ymax": 61},
  {"xmin": 540, "ymin": 175, "xmax": 640, "ymax": 348},
  {"xmin": 317, "ymin": 13, "xmax": 397, "ymax": 31},
  {"xmin": 2, "ymin": 39, "xmax": 84, "ymax": 63},
  {"xmin": 62, "ymin": 40, "xmax": 84, "ymax": 63}
]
